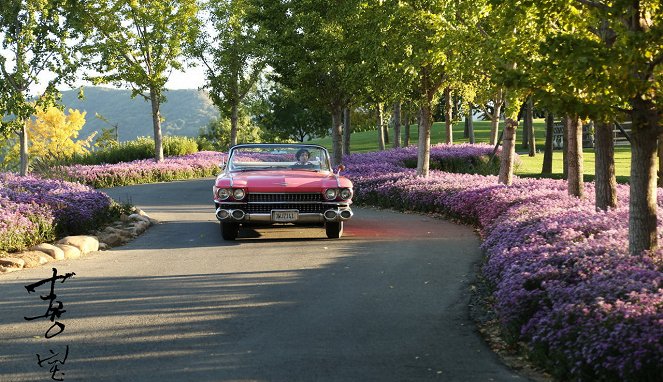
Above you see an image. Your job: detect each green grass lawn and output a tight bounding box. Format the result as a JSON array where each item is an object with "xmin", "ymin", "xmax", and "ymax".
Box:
[{"xmin": 310, "ymin": 119, "xmax": 632, "ymax": 182}]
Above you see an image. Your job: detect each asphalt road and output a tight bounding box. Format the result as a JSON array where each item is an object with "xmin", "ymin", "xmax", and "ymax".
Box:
[{"xmin": 0, "ymin": 178, "xmax": 528, "ymax": 382}]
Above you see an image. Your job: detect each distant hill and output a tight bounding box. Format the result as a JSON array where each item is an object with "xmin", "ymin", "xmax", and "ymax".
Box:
[{"xmin": 59, "ymin": 87, "xmax": 219, "ymax": 142}]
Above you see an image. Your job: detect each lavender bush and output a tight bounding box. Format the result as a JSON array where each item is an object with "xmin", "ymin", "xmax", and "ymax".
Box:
[
  {"xmin": 343, "ymin": 144, "xmax": 662, "ymax": 381},
  {"xmin": 52, "ymin": 151, "xmax": 224, "ymax": 188},
  {"xmin": 0, "ymin": 172, "xmax": 113, "ymax": 253}
]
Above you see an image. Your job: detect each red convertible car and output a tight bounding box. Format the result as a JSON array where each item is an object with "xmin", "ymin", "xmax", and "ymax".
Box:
[{"xmin": 213, "ymin": 143, "xmax": 353, "ymax": 240}]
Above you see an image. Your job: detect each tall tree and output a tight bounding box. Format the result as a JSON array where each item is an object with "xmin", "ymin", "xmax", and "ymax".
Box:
[
  {"xmin": 595, "ymin": 119, "xmax": 617, "ymax": 210},
  {"xmin": 194, "ymin": 0, "xmax": 267, "ymax": 147},
  {"xmin": 393, "ymin": 101, "xmax": 401, "ymax": 148},
  {"xmin": 443, "ymin": 87, "xmax": 453, "ymax": 144},
  {"xmin": 80, "ymin": 0, "xmax": 200, "ymax": 162},
  {"xmin": 343, "ymin": 106, "xmax": 352, "ymax": 154},
  {"xmin": 466, "ymin": 103, "xmax": 475, "ymax": 144},
  {"xmin": 249, "ymin": 0, "xmax": 359, "ymax": 166},
  {"xmin": 376, "ymin": 103, "xmax": 385, "ymax": 151},
  {"xmin": 400, "ymin": 1, "xmax": 457, "ymax": 177},
  {"xmin": 567, "ymin": 115, "xmax": 584, "ymax": 197},
  {"xmin": 525, "ymin": 96, "xmax": 536, "ymax": 156},
  {"xmin": 253, "ymin": 84, "xmax": 330, "ymax": 142},
  {"xmin": 541, "ymin": 112, "xmax": 554, "ymax": 174},
  {"xmin": 532, "ymin": 0, "xmax": 661, "ymax": 253},
  {"xmin": 0, "ymin": 0, "xmax": 82, "ymax": 175}
]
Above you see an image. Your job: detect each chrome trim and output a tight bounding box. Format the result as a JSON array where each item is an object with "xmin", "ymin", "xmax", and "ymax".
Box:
[
  {"xmin": 249, "ymin": 201, "xmax": 323, "ymax": 205},
  {"xmin": 324, "ymin": 210, "xmax": 338, "ymax": 221},
  {"xmin": 246, "ymin": 213, "xmax": 325, "ymax": 223},
  {"xmin": 248, "ymin": 193, "xmax": 322, "ymax": 202},
  {"xmin": 339, "ymin": 209, "xmax": 353, "ymax": 220},
  {"xmin": 216, "ymin": 208, "xmax": 231, "ymax": 221},
  {"xmin": 231, "ymin": 209, "xmax": 246, "ymax": 220}
]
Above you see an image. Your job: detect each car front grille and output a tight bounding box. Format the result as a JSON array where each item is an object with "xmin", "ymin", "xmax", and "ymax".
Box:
[
  {"xmin": 248, "ymin": 193, "xmax": 322, "ymax": 203},
  {"xmin": 245, "ymin": 203, "xmax": 324, "ymax": 214},
  {"xmin": 219, "ymin": 193, "xmax": 326, "ymax": 214}
]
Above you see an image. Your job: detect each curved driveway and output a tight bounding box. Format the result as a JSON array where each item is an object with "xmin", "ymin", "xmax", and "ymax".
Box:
[{"xmin": 0, "ymin": 178, "xmax": 528, "ymax": 381}]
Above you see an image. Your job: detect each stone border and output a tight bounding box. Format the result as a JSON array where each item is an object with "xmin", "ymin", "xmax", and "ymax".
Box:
[{"xmin": 0, "ymin": 209, "xmax": 156, "ymax": 274}]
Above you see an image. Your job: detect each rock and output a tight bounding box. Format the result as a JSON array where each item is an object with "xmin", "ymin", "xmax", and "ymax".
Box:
[
  {"xmin": 130, "ymin": 220, "xmax": 150, "ymax": 235},
  {"xmin": 57, "ymin": 236, "xmax": 99, "ymax": 255},
  {"xmin": 18, "ymin": 251, "xmax": 50, "ymax": 268},
  {"xmin": 30, "ymin": 243, "xmax": 65, "ymax": 261},
  {"xmin": 0, "ymin": 265, "xmax": 20, "ymax": 273},
  {"xmin": 0, "ymin": 257, "xmax": 25, "ymax": 270},
  {"xmin": 56, "ymin": 244, "xmax": 82, "ymax": 260},
  {"xmin": 97, "ymin": 227, "xmax": 134, "ymax": 247},
  {"xmin": 98, "ymin": 242, "xmax": 108, "ymax": 251},
  {"xmin": 128, "ymin": 213, "xmax": 150, "ymax": 224}
]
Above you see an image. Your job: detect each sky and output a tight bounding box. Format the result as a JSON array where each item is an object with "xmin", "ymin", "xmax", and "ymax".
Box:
[
  {"xmin": 1, "ymin": 45, "xmax": 208, "ymax": 93},
  {"xmin": 166, "ymin": 67, "xmax": 207, "ymax": 90},
  {"xmin": 54, "ymin": 66, "xmax": 208, "ymax": 93}
]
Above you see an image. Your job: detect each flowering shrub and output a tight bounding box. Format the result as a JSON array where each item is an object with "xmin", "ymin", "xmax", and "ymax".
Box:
[
  {"xmin": 0, "ymin": 172, "xmax": 113, "ymax": 252},
  {"xmin": 53, "ymin": 151, "xmax": 224, "ymax": 188},
  {"xmin": 343, "ymin": 144, "xmax": 662, "ymax": 381}
]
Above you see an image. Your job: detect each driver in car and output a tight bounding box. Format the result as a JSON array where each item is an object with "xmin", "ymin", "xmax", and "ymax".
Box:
[{"xmin": 295, "ymin": 149, "xmax": 312, "ymax": 165}]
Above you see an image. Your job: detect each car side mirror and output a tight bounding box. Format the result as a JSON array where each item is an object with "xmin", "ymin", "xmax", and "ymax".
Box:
[
  {"xmin": 336, "ymin": 164, "xmax": 345, "ymax": 175},
  {"xmin": 219, "ymin": 160, "xmax": 226, "ymax": 170}
]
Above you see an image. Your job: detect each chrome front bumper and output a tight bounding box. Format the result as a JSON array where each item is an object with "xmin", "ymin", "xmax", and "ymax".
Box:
[{"xmin": 215, "ymin": 207, "xmax": 353, "ymax": 223}]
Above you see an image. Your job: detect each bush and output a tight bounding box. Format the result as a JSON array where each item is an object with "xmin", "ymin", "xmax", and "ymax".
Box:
[
  {"xmin": 53, "ymin": 151, "xmax": 224, "ymax": 188},
  {"xmin": 0, "ymin": 172, "xmax": 115, "ymax": 252},
  {"xmin": 55, "ymin": 136, "xmax": 199, "ymax": 166},
  {"xmin": 343, "ymin": 146, "xmax": 662, "ymax": 381},
  {"xmin": 402, "ymin": 154, "xmax": 502, "ymax": 175}
]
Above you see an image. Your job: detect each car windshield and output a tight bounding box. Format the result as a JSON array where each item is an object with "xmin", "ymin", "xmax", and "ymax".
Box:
[{"xmin": 228, "ymin": 145, "xmax": 331, "ymax": 172}]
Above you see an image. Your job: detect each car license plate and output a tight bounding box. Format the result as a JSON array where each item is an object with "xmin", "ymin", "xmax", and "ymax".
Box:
[{"xmin": 272, "ymin": 210, "xmax": 299, "ymax": 222}]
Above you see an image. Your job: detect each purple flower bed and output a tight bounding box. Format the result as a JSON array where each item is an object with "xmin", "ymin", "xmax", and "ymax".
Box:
[
  {"xmin": 0, "ymin": 172, "xmax": 113, "ymax": 252},
  {"xmin": 343, "ymin": 144, "xmax": 662, "ymax": 381},
  {"xmin": 55, "ymin": 151, "xmax": 225, "ymax": 188}
]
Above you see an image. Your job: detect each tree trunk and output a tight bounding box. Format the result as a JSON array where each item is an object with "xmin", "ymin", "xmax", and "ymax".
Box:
[
  {"xmin": 562, "ymin": 115, "xmax": 569, "ymax": 180},
  {"xmin": 19, "ymin": 120, "xmax": 29, "ymax": 176},
  {"xmin": 526, "ymin": 97, "xmax": 535, "ymax": 156},
  {"xmin": 498, "ymin": 118, "xmax": 517, "ymax": 185},
  {"xmin": 489, "ymin": 90, "xmax": 503, "ymax": 146},
  {"xmin": 376, "ymin": 103, "xmax": 385, "ymax": 151},
  {"xmin": 230, "ymin": 101, "xmax": 239, "ymax": 147},
  {"xmin": 542, "ymin": 112, "xmax": 554, "ymax": 174},
  {"xmin": 490, "ymin": 117, "xmax": 500, "ymax": 146},
  {"xmin": 629, "ymin": 97, "xmax": 659, "ymax": 255},
  {"xmin": 404, "ymin": 111, "xmax": 411, "ymax": 147},
  {"xmin": 467, "ymin": 103, "xmax": 475, "ymax": 144},
  {"xmin": 658, "ymin": 133, "xmax": 663, "ymax": 188},
  {"xmin": 383, "ymin": 118, "xmax": 390, "ymax": 145},
  {"xmin": 594, "ymin": 120, "xmax": 617, "ymax": 210},
  {"xmin": 417, "ymin": 103, "xmax": 432, "ymax": 177},
  {"xmin": 444, "ymin": 87, "xmax": 453, "ymax": 144},
  {"xmin": 149, "ymin": 88, "xmax": 164, "ymax": 162},
  {"xmin": 522, "ymin": 105, "xmax": 529, "ymax": 149},
  {"xmin": 330, "ymin": 104, "xmax": 344, "ymax": 167},
  {"xmin": 567, "ymin": 115, "xmax": 584, "ymax": 198},
  {"xmin": 464, "ymin": 116, "xmax": 469, "ymax": 139},
  {"xmin": 343, "ymin": 106, "xmax": 351, "ymax": 155},
  {"xmin": 393, "ymin": 101, "xmax": 401, "ymax": 148}
]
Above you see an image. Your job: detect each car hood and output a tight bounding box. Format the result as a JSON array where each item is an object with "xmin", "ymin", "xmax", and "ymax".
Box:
[{"xmin": 216, "ymin": 170, "xmax": 351, "ymax": 192}]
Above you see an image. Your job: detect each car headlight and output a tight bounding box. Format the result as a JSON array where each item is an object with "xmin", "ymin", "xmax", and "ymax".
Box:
[
  {"xmin": 324, "ymin": 188, "xmax": 338, "ymax": 200},
  {"xmin": 233, "ymin": 188, "xmax": 245, "ymax": 200},
  {"xmin": 339, "ymin": 188, "xmax": 353, "ymax": 200},
  {"xmin": 217, "ymin": 188, "xmax": 231, "ymax": 200}
]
